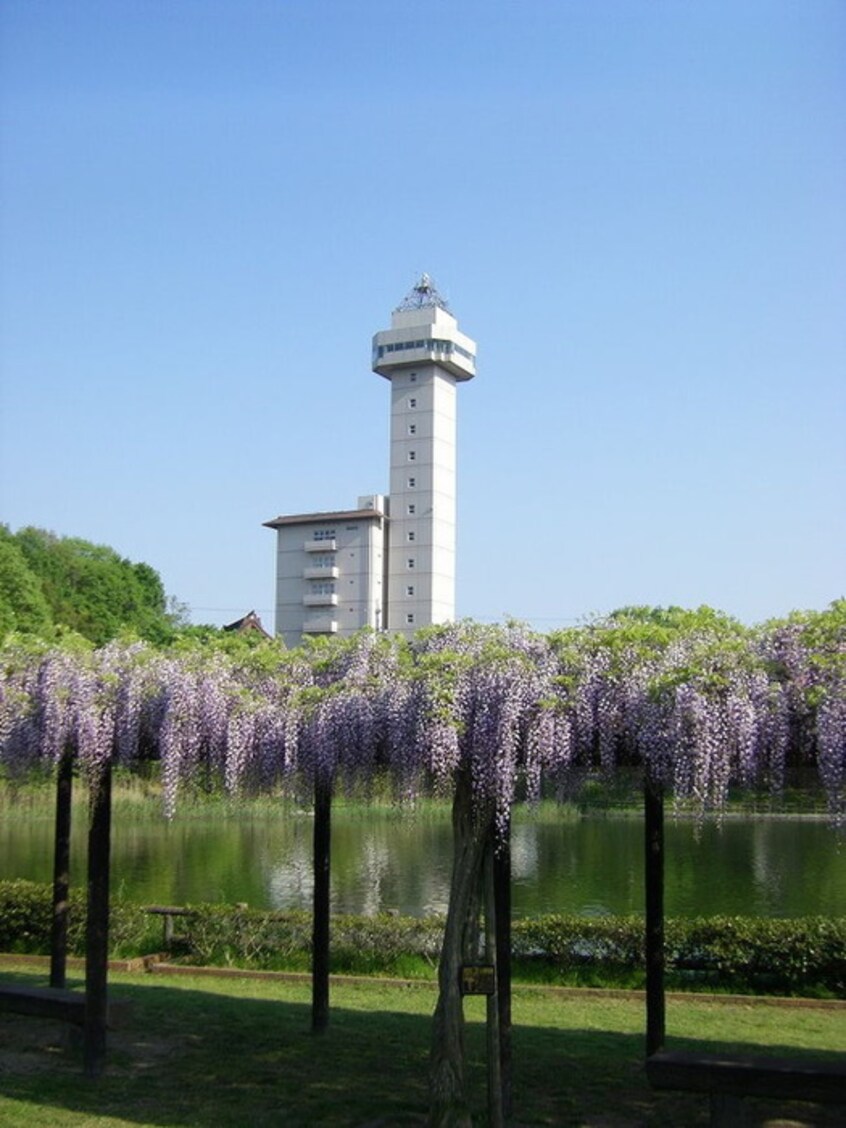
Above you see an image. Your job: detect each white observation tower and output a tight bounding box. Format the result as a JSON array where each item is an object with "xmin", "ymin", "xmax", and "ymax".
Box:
[
  {"xmin": 265, "ymin": 275, "xmax": 476, "ymax": 645},
  {"xmin": 372, "ymin": 275, "xmax": 477, "ymax": 635}
]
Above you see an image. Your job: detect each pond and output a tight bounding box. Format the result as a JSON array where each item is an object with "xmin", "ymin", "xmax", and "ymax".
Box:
[{"xmin": 3, "ymin": 804, "xmax": 844, "ymax": 919}]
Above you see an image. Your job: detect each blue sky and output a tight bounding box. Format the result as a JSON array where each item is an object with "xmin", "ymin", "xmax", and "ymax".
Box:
[{"xmin": 1, "ymin": 1, "xmax": 843, "ymax": 630}]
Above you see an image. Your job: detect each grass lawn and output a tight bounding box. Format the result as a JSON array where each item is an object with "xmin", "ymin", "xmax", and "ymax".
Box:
[{"xmin": 0, "ymin": 962, "xmax": 843, "ymax": 1127}]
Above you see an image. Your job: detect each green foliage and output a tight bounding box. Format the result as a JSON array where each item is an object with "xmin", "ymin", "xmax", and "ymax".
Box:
[
  {"xmin": 169, "ymin": 626, "xmax": 286, "ymax": 665},
  {"xmin": 0, "ymin": 879, "xmax": 155, "ymax": 958},
  {"xmin": 513, "ymin": 913, "xmax": 846, "ymax": 996},
  {"xmin": 0, "ymin": 528, "xmax": 54, "ymax": 637},
  {"xmin": 608, "ymin": 604, "xmax": 746, "ymax": 635},
  {"xmin": 766, "ymin": 600, "xmax": 846, "ymax": 693},
  {"xmin": 665, "ymin": 915, "xmax": 846, "ymax": 995},
  {"xmin": 160, "ymin": 906, "xmax": 444, "ymax": 973},
  {"xmin": 1, "ymin": 881, "xmax": 841, "ymax": 996},
  {"xmin": 0, "ymin": 879, "xmax": 54, "ymax": 953},
  {"xmin": 4, "ymin": 526, "xmax": 181, "ymax": 645}
]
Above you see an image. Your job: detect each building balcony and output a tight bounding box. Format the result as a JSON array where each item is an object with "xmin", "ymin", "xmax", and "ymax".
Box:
[
  {"xmin": 303, "ymin": 618, "xmax": 338, "ymax": 634},
  {"xmin": 303, "ymin": 566, "xmax": 339, "ymax": 580},
  {"xmin": 303, "ymin": 593, "xmax": 338, "ymax": 607},
  {"xmin": 304, "ymin": 540, "xmax": 336, "ymax": 553}
]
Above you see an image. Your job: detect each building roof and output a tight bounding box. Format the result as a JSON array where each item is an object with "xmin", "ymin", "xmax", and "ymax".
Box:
[
  {"xmin": 263, "ymin": 507, "xmax": 387, "ymax": 530},
  {"xmin": 222, "ymin": 610, "xmax": 272, "ymax": 638}
]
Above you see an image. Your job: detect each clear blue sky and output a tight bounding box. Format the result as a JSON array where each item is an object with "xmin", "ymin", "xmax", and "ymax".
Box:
[{"xmin": 1, "ymin": 1, "xmax": 843, "ymax": 629}]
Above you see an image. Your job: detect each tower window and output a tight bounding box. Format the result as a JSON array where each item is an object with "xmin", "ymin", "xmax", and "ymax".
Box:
[
  {"xmin": 406, "ymin": 585, "xmax": 414, "ymax": 596},
  {"xmin": 408, "ymin": 450, "xmax": 416, "ymax": 461},
  {"xmin": 408, "ymin": 477, "xmax": 416, "ymax": 488},
  {"xmin": 407, "ymin": 504, "xmax": 415, "ymax": 514},
  {"xmin": 407, "ymin": 531, "xmax": 415, "ymax": 542},
  {"xmin": 408, "ymin": 424, "xmax": 416, "ymax": 435},
  {"xmin": 406, "ymin": 613, "xmax": 415, "ymax": 625},
  {"xmin": 407, "ymin": 558, "xmax": 415, "ymax": 569},
  {"xmin": 409, "ymin": 373, "xmax": 417, "ymax": 383},
  {"xmin": 409, "ymin": 397, "xmax": 417, "ymax": 408}
]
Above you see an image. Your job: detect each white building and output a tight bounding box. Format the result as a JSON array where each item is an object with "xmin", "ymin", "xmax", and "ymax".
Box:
[{"xmin": 265, "ymin": 277, "xmax": 476, "ymax": 648}]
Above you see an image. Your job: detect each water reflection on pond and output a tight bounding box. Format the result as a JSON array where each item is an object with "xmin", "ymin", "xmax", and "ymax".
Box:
[{"xmin": 2, "ymin": 807, "xmax": 844, "ymax": 919}]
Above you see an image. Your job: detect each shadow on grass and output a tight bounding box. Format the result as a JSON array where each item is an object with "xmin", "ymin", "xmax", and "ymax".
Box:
[{"xmin": 0, "ymin": 970, "xmax": 841, "ymax": 1128}]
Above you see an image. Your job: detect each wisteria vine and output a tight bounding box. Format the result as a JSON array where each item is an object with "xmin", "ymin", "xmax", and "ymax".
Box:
[{"xmin": 0, "ymin": 604, "xmax": 844, "ymax": 823}]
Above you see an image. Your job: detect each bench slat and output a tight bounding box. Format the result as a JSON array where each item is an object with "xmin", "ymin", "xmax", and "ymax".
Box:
[
  {"xmin": 0, "ymin": 984, "xmax": 86, "ymax": 1024},
  {"xmin": 0, "ymin": 984, "xmax": 131, "ymax": 1028}
]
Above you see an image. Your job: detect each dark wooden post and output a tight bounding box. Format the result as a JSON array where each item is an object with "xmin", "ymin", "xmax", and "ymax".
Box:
[
  {"xmin": 644, "ymin": 772, "xmax": 665, "ymax": 1057},
  {"xmin": 493, "ymin": 814, "xmax": 512, "ymax": 1119},
  {"xmin": 484, "ymin": 838, "xmax": 504, "ymax": 1128},
  {"xmin": 84, "ymin": 759, "xmax": 112, "ymax": 1079},
  {"xmin": 311, "ymin": 774, "xmax": 331, "ymax": 1034},
  {"xmin": 50, "ymin": 749, "xmax": 73, "ymax": 989}
]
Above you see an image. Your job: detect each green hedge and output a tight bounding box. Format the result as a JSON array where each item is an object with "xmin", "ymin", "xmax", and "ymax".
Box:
[
  {"xmin": 1, "ymin": 881, "xmax": 842, "ymax": 996},
  {"xmin": 512, "ymin": 913, "xmax": 846, "ymax": 996},
  {"xmin": 0, "ymin": 879, "xmax": 157, "ymax": 958}
]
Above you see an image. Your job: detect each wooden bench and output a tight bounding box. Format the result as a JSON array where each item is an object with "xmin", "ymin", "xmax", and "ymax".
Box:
[
  {"xmin": 0, "ymin": 983, "xmax": 131, "ymax": 1028},
  {"xmin": 145, "ymin": 905, "xmax": 198, "ymax": 945},
  {"xmin": 646, "ymin": 1049, "xmax": 846, "ymax": 1126}
]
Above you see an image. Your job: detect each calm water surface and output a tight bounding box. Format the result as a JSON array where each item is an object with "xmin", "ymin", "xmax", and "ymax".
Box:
[{"xmin": 3, "ymin": 808, "xmax": 844, "ymax": 918}]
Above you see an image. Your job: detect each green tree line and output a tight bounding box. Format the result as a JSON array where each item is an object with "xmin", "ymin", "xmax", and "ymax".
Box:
[{"xmin": 0, "ymin": 525, "xmax": 186, "ymax": 645}]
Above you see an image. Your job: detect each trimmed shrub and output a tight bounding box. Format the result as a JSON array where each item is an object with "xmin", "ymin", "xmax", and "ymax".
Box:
[
  {"xmin": 0, "ymin": 879, "xmax": 157, "ymax": 958},
  {"xmin": 1, "ymin": 881, "xmax": 842, "ymax": 996}
]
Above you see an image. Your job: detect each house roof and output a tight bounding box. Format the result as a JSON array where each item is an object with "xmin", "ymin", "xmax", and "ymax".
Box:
[{"xmin": 222, "ymin": 610, "xmax": 272, "ymax": 638}]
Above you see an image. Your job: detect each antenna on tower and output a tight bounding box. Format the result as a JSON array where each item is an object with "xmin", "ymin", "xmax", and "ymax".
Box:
[{"xmin": 395, "ymin": 273, "xmax": 451, "ymax": 314}]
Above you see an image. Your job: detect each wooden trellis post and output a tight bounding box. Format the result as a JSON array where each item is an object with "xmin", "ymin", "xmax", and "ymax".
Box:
[
  {"xmin": 644, "ymin": 772, "xmax": 665, "ymax": 1057},
  {"xmin": 312, "ymin": 775, "xmax": 331, "ymax": 1034},
  {"xmin": 50, "ymin": 749, "xmax": 73, "ymax": 990},
  {"xmin": 493, "ymin": 814, "xmax": 512, "ymax": 1119},
  {"xmin": 84, "ymin": 759, "xmax": 112, "ymax": 1078},
  {"xmin": 484, "ymin": 842, "xmax": 504, "ymax": 1128}
]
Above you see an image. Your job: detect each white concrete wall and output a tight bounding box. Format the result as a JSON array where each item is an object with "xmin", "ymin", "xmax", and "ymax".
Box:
[{"xmin": 274, "ymin": 515, "xmax": 385, "ymax": 647}]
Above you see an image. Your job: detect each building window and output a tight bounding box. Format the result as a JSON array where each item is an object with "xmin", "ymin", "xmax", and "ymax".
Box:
[
  {"xmin": 408, "ymin": 424, "xmax": 416, "ymax": 435},
  {"xmin": 408, "ymin": 450, "xmax": 416, "ymax": 461},
  {"xmin": 407, "ymin": 504, "xmax": 415, "ymax": 514},
  {"xmin": 407, "ymin": 531, "xmax": 415, "ymax": 542},
  {"xmin": 406, "ymin": 613, "xmax": 415, "ymax": 625},
  {"xmin": 313, "ymin": 528, "xmax": 336, "ymax": 541},
  {"xmin": 409, "ymin": 372, "xmax": 417, "ymax": 383},
  {"xmin": 408, "ymin": 477, "xmax": 416, "ymax": 488},
  {"xmin": 406, "ymin": 585, "xmax": 414, "ymax": 596},
  {"xmin": 311, "ymin": 552, "xmax": 335, "ymax": 568},
  {"xmin": 311, "ymin": 581, "xmax": 336, "ymax": 595},
  {"xmin": 409, "ymin": 397, "xmax": 417, "ymax": 408},
  {"xmin": 407, "ymin": 558, "xmax": 415, "ymax": 569}
]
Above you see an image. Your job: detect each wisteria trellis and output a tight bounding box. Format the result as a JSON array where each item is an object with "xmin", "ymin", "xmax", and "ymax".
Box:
[
  {"xmin": 1, "ymin": 610, "xmax": 844, "ymax": 1110},
  {"xmin": 1, "ymin": 610, "xmax": 844, "ymax": 819}
]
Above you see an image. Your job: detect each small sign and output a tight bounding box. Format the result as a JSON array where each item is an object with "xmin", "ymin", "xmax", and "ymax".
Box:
[{"xmin": 459, "ymin": 964, "xmax": 496, "ymax": 996}]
